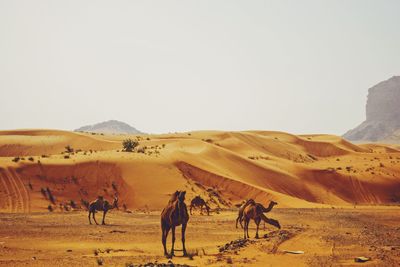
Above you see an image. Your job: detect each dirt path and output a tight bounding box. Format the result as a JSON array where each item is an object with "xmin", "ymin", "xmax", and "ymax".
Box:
[{"xmin": 0, "ymin": 208, "xmax": 399, "ymax": 266}]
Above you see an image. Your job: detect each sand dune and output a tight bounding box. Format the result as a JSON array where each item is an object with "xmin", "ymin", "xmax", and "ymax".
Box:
[{"xmin": 0, "ymin": 129, "xmax": 400, "ymax": 212}]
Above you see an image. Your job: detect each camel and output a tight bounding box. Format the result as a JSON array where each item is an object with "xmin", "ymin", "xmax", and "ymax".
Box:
[
  {"xmin": 190, "ymin": 196, "xmax": 210, "ymax": 216},
  {"xmin": 161, "ymin": 190, "xmax": 189, "ymax": 258},
  {"xmin": 236, "ymin": 199, "xmax": 278, "ymax": 228},
  {"xmin": 242, "ymin": 201, "xmax": 281, "ymax": 239},
  {"xmin": 88, "ymin": 196, "xmax": 118, "ymax": 225}
]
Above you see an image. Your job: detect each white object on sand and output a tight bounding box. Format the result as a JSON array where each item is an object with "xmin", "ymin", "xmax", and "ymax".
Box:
[{"xmin": 283, "ymin": 250, "xmax": 304, "ymax": 254}]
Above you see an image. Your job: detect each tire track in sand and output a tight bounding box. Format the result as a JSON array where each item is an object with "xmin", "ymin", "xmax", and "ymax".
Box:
[
  {"xmin": 8, "ymin": 168, "xmax": 30, "ymax": 212},
  {"xmin": 0, "ymin": 171, "xmax": 13, "ymax": 212}
]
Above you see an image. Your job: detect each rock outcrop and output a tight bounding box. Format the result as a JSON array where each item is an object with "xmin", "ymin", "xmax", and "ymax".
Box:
[
  {"xmin": 75, "ymin": 120, "xmax": 143, "ymax": 134},
  {"xmin": 343, "ymin": 76, "xmax": 400, "ymax": 143}
]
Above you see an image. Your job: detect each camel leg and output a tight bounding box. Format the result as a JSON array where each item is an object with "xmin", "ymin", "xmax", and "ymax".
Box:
[
  {"xmin": 239, "ymin": 216, "xmax": 244, "ymax": 229},
  {"xmin": 190, "ymin": 205, "xmax": 192, "ymax": 215},
  {"xmin": 102, "ymin": 210, "xmax": 108, "ymax": 225},
  {"xmin": 170, "ymin": 226, "xmax": 176, "ymax": 257},
  {"xmin": 182, "ymin": 222, "xmax": 188, "ymax": 256},
  {"xmin": 255, "ymin": 217, "xmax": 261, "ymax": 239},
  {"xmin": 92, "ymin": 211, "xmax": 99, "ymax": 225},
  {"xmin": 235, "ymin": 216, "xmax": 239, "ymax": 228},
  {"xmin": 88, "ymin": 211, "xmax": 92, "ymax": 225},
  {"xmin": 243, "ymin": 218, "xmax": 249, "ymax": 239},
  {"xmin": 246, "ymin": 218, "xmax": 250, "ymax": 238},
  {"xmin": 162, "ymin": 225, "xmax": 170, "ymax": 257}
]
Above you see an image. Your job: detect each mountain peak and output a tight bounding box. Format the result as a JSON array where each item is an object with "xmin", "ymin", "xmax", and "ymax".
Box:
[{"xmin": 75, "ymin": 120, "xmax": 143, "ymax": 134}]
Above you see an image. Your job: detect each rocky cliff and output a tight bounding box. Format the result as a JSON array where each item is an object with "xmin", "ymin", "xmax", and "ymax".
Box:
[{"xmin": 343, "ymin": 76, "xmax": 400, "ymax": 143}]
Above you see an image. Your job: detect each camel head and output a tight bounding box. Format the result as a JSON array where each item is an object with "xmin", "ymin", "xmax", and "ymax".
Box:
[
  {"xmin": 246, "ymin": 199, "xmax": 256, "ymax": 205},
  {"xmin": 271, "ymin": 200, "xmax": 278, "ymax": 207},
  {"xmin": 178, "ymin": 191, "xmax": 186, "ymax": 203}
]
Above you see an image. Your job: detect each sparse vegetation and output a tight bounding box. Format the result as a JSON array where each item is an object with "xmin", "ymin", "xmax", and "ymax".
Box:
[
  {"xmin": 40, "ymin": 188, "xmax": 47, "ymax": 199},
  {"xmin": 96, "ymin": 258, "xmax": 104, "ymax": 266},
  {"xmin": 122, "ymin": 138, "xmax": 139, "ymax": 152},
  {"xmin": 65, "ymin": 145, "xmax": 74, "ymax": 153},
  {"xmin": 12, "ymin": 157, "xmax": 20, "ymax": 163},
  {"xmin": 28, "ymin": 157, "xmax": 34, "ymax": 162},
  {"xmin": 46, "ymin": 187, "xmax": 55, "ymax": 204},
  {"xmin": 70, "ymin": 200, "xmax": 77, "ymax": 209}
]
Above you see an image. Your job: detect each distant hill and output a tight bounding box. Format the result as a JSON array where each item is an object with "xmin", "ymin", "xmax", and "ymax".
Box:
[
  {"xmin": 75, "ymin": 120, "xmax": 143, "ymax": 134},
  {"xmin": 343, "ymin": 76, "xmax": 400, "ymax": 143}
]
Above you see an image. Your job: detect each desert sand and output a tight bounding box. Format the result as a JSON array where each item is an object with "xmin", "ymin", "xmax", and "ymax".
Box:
[{"xmin": 0, "ymin": 129, "xmax": 400, "ymax": 266}]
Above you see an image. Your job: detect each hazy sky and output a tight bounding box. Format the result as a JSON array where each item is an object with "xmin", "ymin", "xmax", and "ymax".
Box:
[{"xmin": 1, "ymin": 0, "xmax": 399, "ymax": 134}]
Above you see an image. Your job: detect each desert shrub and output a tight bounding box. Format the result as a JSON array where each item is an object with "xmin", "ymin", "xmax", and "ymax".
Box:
[
  {"xmin": 307, "ymin": 154, "xmax": 318, "ymax": 161},
  {"xmin": 28, "ymin": 157, "xmax": 34, "ymax": 162},
  {"xmin": 46, "ymin": 187, "xmax": 55, "ymax": 204},
  {"xmin": 72, "ymin": 176, "xmax": 78, "ymax": 185},
  {"xmin": 146, "ymin": 137, "xmax": 150, "ymax": 141},
  {"xmin": 70, "ymin": 200, "xmax": 77, "ymax": 209},
  {"xmin": 390, "ymin": 193, "xmax": 400, "ymax": 203},
  {"xmin": 65, "ymin": 145, "xmax": 74, "ymax": 153},
  {"xmin": 40, "ymin": 188, "xmax": 47, "ymax": 198},
  {"xmin": 64, "ymin": 155, "xmax": 70, "ymax": 159},
  {"xmin": 122, "ymin": 138, "xmax": 139, "ymax": 152},
  {"xmin": 41, "ymin": 154, "xmax": 49, "ymax": 158},
  {"xmin": 12, "ymin": 157, "xmax": 20, "ymax": 163},
  {"xmin": 96, "ymin": 258, "xmax": 104, "ymax": 265},
  {"xmin": 48, "ymin": 205, "xmax": 53, "ymax": 212}
]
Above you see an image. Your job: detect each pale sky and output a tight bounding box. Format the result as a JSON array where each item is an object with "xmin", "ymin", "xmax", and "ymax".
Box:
[{"xmin": 1, "ymin": 0, "xmax": 399, "ymax": 134}]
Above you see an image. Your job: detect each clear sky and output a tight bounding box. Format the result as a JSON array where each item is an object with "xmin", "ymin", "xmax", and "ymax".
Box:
[{"xmin": 1, "ymin": 0, "xmax": 399, "ymax": 134}]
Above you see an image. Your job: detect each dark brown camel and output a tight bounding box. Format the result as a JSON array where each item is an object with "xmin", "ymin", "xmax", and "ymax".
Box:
[
  {"xmin": 242, "ymin": 201, "xmax": 281, "ymax": 239},
  {"xmin": 236, "ymin": 199, "xmax": 278, "ymax": 228},
  {"xmin": 88, "ymin": 196, "xmax": 118, "ymax": 225},
  {"xmin": 190, "ymin": 196, "xmax": 210, "ymax": 216},
  {"xmin": 161, "ymin": 191, "xmax": 189, "ymax": 257}
]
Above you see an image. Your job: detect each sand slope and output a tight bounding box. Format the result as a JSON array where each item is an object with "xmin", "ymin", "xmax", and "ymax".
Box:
[{"xmin": 0, "ymin": 129, "xmax": 400, "ymax": 212}]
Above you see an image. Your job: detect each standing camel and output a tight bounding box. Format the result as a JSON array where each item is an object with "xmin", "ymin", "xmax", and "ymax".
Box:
[
  {"xmin": 235, "ymin": 199, "xmax": 255, "ymax": 228},
  {"xmin": 88, "ymin": 196, "xmax": 118, "ymax": 225},
  {"xmin": 190, "ymin": 196, "xmax": 210, "ymax": 216},
  {"xmin": 236, "ymin": 199, "xmax": 278, "ymax": 228},
  {"xmin": 161, "ymin": 190, "xmax": 189, "ymax": 258},
  {"xmin": 242, "ymin": 201, "xmax": 281, "ymax": 239}
]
